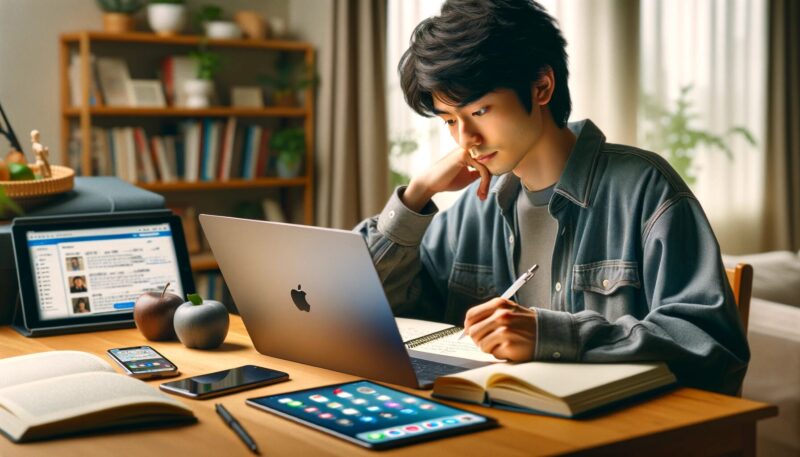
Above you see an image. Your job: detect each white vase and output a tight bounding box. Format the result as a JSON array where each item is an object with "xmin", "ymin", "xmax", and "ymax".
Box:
[
  {"xmin": 147, "ymin": 4, "xmax": 186, "ymax": 36},
  {"xmin": 184, "ymin": 79, "xmax": 214, "ymax": 108},
  {"xmin": 204, "ymin": 21, "xmax": 242, "ymax": 39}
]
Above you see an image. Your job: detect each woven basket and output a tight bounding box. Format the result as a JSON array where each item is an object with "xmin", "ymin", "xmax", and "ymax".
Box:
[{"xmin": 0, "ymin": 165, "xmax": 75, "ymax": 208}]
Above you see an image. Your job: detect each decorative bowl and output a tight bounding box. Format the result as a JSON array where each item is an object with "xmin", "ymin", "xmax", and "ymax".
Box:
[{"xmin": 0, "ymin": 165, "xmax": 75, "ymax": 209}]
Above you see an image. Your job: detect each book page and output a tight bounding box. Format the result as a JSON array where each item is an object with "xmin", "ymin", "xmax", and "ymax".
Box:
[
  {"xmin": 413, "ymin": 332, "xmax": 504, "ymax": 363},
  {"xmin": 0, "ymin": 351, "xmax": 114, "ymax": 390},
  {"xmin": 395, "ymin": 317, "xmax": 454, "ymax": 342}
]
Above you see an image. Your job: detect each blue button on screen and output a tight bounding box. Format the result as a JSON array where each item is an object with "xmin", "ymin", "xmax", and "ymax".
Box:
[{"xmin": 113, "ymin": 302, "xmax": 135, "ymax": 309}]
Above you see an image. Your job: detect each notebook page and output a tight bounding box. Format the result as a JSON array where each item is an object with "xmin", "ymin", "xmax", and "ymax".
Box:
[
  {"xmin": 395, "ymin": 317, "xmax": 454, "ymax": 342},
  {"xmin": 413, "ymin": 332, "xmax": 503, "ymax": 363},
  {"xmin": 0, "ymin": 351, "xmax": 114, "ymax": 389}
]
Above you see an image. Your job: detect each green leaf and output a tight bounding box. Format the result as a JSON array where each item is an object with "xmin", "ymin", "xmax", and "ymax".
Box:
[{"xmin": 187, "ymin": 293, "xmax": 203, "ymax": 305}]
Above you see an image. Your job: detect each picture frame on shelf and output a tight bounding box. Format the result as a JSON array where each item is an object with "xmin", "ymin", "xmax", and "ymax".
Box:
[
  {"xmin": 95, "ymin": 57, "xmax": 133, "ymax": 106},
  {"xmin": 230, "ymin": 86, "xmax": 264, "ymax": 108},
  {"xmin": 128, "ymin": 79, "xmax": 167, "ymax": 107}
]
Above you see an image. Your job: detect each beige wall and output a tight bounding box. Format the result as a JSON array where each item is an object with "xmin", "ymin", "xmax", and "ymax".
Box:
[{"xmin": 0, "ymin": 0, "xmax": 288, "ymax": 164}]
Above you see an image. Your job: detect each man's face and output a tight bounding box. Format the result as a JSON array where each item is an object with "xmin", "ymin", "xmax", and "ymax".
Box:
[{"xmin": 433, "ymin": 87, "xmax": 544, "ymax": 175}]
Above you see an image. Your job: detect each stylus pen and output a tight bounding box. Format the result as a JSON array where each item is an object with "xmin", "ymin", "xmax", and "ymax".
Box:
[
  {"xmin": 457, "ymin": 264, "xmax": 539, "ymax": 340},
  {"xmin": 216, "ymin": 403, "xmax": 260, "ymax": 455}
]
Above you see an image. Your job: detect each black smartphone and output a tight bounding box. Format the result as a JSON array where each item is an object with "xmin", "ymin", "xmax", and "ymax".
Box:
[
  {"xmin": 159, "ymin": 365, "xmax": 290, "ymax": 399},
  {"xmin": 107, "ymin": 346, "xmax": 180, "ymax": 379}
]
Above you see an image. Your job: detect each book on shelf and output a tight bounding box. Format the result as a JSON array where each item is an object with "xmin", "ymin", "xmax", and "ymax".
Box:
[
  {"xmin": 95, "ymin": 57, "xmax": 133, "ymax": 106},
  {"xmin": 218, "ymin": 117, "xmax": 237, "ymax": 181},
  {"xmin": 68, "ymin": 52, "xmax": 103, "ymax": 107},
  {"xmin": 255, "ymin": 128, "xmax": 273, "ymax": 178},
  {"xmin": 133, "ymin": 127, "xmax": 158, "ymax": 183},
  {"xmin": 161, "ymin": 56, "xmax": 198, "ymax": 107},
  {"xmin": 0, "ymin": 351, "xmax": 195, "ymax": 443},
  {"xmin": 170, "ymin": 205, "xmax": 201, "ymax": 254},
  {"xmin": 432, "ymin": 360, "xmax": 677, "ymax": 418},
  {"xmin": 261, "ymin": 194, "xmax": 287, "ymax": 223}
]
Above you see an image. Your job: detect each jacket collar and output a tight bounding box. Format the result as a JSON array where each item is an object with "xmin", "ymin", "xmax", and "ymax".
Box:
[{"xmin": 491, "ymin": 119, "xmax": 606, "ymax": 212}]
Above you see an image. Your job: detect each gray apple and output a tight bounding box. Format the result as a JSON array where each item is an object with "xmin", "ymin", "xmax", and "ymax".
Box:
[{"xmin": 173, "ymin": 294, "xmax": 229, "ymax": 349}]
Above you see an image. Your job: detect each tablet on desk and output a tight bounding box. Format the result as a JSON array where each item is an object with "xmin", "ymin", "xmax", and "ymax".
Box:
[
  {"xmin": 10, "ymin": 210, "xmax": 195, "ymax": 336},
  {"xmin": 247, "ymin": 380, "xmax": 497, "ymax": 450}
]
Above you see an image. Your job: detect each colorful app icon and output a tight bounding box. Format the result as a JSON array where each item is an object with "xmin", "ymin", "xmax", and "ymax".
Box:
[
  {"xmin": 287, "ymin": 401, "xmax": 303, "ymax": 407},
  {"xmin": 318, "ymin": 412, "xmax": 334, "ymax": 419},
  {"xmin": 336, "ymin": 391, "xmax": 353, "ymax": 399},
  {"xmin": 401, "ymin": 397, "xmax": 418, "ymax": 404},
  {"xmin": 333, "ymin": 388, "xmax": 344, "ymax": 394},
  {"xmin": 336, "ymin": 418, "xmax": 353, "ymax": 426},
  {"xmin": 342, "ymin": 408, "xmax": 360, "ymax": 416},
  {"xmin": 278, "ymin": 398, "xmax": 293, "ymax": 404},
  {"xmin": 327, "ymin": 402, "xmax": 343, "ymax": 409},
  {"xmin": 399, "ymin": 408, "xmax": 416, "ymax": 415},
  {"xmin": 304, "ymin": 407, "xmax": 319, "ymax": 413},
  {"xmin": 423, "ymin": 421, "xmax": 441, "ymax": 429},
  {"xmin": 403, "ymin": 425, "xmax": 422, "ymax": 433},
  {"xmin": 366, "ymin": 432, "xmax": 385, "ymax": 441},
  {"xmin": 379, "ymin": 412, "xmax": 397, "ymax": 419},
  {"xmin": 419, "ymin": 403, "xmax": 435, "ymax": 410},
  {"xmin": 352, "ymin": 398, "xmax": 368, "ymax": 405},
  {"xmin": 310, "ymin": 395, "xmax": 328, "ymax": 403},
  {"xmin": 356, "ymin": 386, "xmax": 376, "ymax": 394},
  {"xmin": 442, "ymin": 418, "xmax": 459, "ymax": 425},
  {"xmin": 376, "ymin": 395, "xmax": 391, "ymax": 401},
  {"xmin": 153, "ymin": 362, "xmax": 161, "ymax": 366},
  {"xmin": 359, "ymin": 416, "xmax": 377, "ymax": 423},
  {"xmin": 384, "ymin": 402, "xmax": 401, "ymax": 408},
  {"xmin": 366, "ymin": 405, "xmax": 381, "ymax": 412},
  {"xmin": 386, "ymin": 429, "xmax": 404, "ymax": 437},
  {"xmin": 458, "ymin": 414, "xmax": 476, "ymax": 422}
]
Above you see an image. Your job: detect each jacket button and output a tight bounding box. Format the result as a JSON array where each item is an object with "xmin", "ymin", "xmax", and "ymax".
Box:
[
  {"xmin": 552, "ymin": 352, "xmax": 561, "ymax": 359},
  {"xmin": 388, "ymin": 210, "xmax": 395, "ymax": 218},
  {"xmin": 555, "ymin": 282, "xmax": 562, "ymax": 292},
  {"xmin": 508, "ymin": 234, "xmax": 515, "ymax": 244},
  {"xmin": 602, "ymin": 279, "xmax": 610, "ymax": 289}
]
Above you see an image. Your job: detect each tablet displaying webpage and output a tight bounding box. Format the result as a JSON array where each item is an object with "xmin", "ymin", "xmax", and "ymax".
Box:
[{"xmin": 26, "ymin": 223, "xmax": 184, "ymax": 321}]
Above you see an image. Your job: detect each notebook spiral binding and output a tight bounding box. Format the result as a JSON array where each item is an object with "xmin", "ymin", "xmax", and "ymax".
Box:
[{"xmin": 404, "ymin": 326, "xmax": 463, "ymax": 349}]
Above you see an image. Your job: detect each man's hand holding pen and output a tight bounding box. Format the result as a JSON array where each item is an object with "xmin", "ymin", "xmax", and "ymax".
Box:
[{"xmin": 462, "ymin": 298, "xmax": 538, "ymax": 362}]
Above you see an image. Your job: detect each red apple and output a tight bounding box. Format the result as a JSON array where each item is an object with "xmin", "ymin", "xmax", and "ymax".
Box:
[{"xmin": 134, "ymin": 283, "xmax": 184, "ymax": 341}]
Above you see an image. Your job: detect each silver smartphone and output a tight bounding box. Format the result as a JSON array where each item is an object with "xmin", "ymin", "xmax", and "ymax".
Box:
[{"xmin": 107, "ymin": 346, "xmax": 181, "ymax": 379}]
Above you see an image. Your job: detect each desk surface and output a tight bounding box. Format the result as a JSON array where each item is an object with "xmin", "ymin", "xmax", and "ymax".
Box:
[{"xmin": 0, "ymin": 316, "xmax": 776, "ymax": 456}]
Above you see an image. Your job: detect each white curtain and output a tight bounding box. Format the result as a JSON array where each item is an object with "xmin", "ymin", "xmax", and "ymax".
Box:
[{"xmin": 639, "ymin": 0, "xmax": 768, "ymax": 254}]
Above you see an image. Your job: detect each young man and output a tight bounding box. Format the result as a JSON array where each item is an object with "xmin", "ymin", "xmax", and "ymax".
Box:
[{"xmin": 356, "ymin": 0, "xmax": 748, "ymax": 395}]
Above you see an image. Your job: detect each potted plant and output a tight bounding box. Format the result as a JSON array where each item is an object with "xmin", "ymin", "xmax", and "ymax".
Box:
[
  {"xmin": 147, "ymin": 0, "xmax": 186, "ymax": 37},
  {"xmin": 270, "ymin": 128, "xmax": 305, "ymax": 178},
  {"xmin": 95, "ymin": 0, "xmax": 145, "ymax": 33},
  {"xmin": 185, "ymin": 44, "xmax": 220, "ymax": 108},
  {"xmin": 258, "ymin": 57, "xmax": 318, "ymax": 107},
  {"xmin": 196, "ymin": 4, "xmax": 241, "ymax": 39}
]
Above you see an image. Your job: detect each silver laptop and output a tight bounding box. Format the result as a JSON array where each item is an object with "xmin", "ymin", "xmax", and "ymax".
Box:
[{"xmin": 199, "ymin": 214, "xmax": 487, "ymax": 389}]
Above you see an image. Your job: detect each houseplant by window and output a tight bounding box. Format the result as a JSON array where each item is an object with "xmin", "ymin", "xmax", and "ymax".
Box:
[
  {"xmin": 147, "ymin": 0, "xmax": 186, "ymax": 37},
  {"xmin": 270, "ymin": 128, "xmax": 305, "ymax": 178},
  {"xmin": 95, "ymin": 0, "xmax": 145, "ymax": 33},
  {"xmin": 258, "ymin": 56, "xmax": 317, "ymax": 107}
]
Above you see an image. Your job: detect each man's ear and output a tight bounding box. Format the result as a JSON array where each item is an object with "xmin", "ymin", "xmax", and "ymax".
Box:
[{"xmin": 531, "ymin": 67, "xmax": 555, "ymax": 106}]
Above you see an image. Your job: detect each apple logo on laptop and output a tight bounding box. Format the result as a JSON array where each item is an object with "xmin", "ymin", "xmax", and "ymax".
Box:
[{"xmin": 291, "ymin": 284, "xmax": 311, "ymax": 312}]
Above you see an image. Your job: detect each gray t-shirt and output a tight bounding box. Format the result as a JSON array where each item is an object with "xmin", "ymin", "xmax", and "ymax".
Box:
[{"xmin": 515, "ymin": 183, "xmax": 558, "ymax": 309}]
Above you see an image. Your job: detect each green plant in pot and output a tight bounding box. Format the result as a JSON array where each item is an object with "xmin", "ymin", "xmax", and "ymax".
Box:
[
  {"xmin": 185, "ymin": 43, "xmax": 220, "ymax": 108},
  {"xmin": 196, "ymin": 4, "xmax": 241, "ymax": 38},
  {"xmin": 259, "ymin": 56, "xmax": 318, "ymax": 107},
  {"xmin": 271, "ymin": 128, "xmax": 305, "ymax": 178},
  {"xmin": 95, "ymin": 0, "xmax": 145, "ymax": 33}
]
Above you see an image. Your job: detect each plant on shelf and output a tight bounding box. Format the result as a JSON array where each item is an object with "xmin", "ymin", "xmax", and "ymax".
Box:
[
  {"xmin": 185, "ymin": 42, "xmax": 221, "ymax": 108},
  {"xmin": 95, "ymin": 0, "xmax": 145, "ymax": 33},
  {"xmin": 196, "ymin": 4, "xmax": 241, "ymax": 39},
  {"xmin": 147, "ymin": 0, "xmax": 187, "ymax": 37},
  {"xmin": 258, "ymin": 55, "xmax": 318, "ymax": 107},
  {"xmin": 640, "ymin": 85, "xmax": 757, "ymax": 186},
  {"xmin": 270, "ymin": 128, "xmax": 305, "ymax": 178}
]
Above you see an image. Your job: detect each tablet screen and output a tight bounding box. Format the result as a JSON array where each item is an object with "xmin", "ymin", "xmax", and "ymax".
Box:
[
  {"xmin": 25, "ymin": 223, "xmax": 184, "ymax": 321},
  {"xmin": 247, "ymin": 380, "xmax": 495, "ymax": 449}
]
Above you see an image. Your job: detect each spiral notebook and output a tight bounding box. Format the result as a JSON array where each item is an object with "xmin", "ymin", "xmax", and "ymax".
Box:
[{"xmin": 396, "ymin": 318, "xmax": 502, "ymax": 363}]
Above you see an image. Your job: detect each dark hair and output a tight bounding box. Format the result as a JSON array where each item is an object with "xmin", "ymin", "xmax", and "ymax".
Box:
[{"xmin": 399, "ymin": 0, "xmax": 571, "ymax": 127}]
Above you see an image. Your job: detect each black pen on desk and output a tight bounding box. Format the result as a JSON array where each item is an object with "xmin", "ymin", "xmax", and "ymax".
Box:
[
  {"xmin": 216, "ymin": 403, "xmax": 260, "ymax": 455},
  {"xmin": 457, "ymin": 264, "xmax": 539, "ymax": 340}
]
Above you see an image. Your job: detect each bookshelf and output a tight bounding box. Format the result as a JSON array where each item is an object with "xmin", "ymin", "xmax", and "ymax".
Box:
[{"xmin": 59, "ymin": 31, "xmax": 316, "ymax": 276}]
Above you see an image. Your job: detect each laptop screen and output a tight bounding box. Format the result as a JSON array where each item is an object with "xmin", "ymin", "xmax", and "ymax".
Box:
[{"xmin": 25, "ymin": 223, "xmax": 184, "ymax": 321}]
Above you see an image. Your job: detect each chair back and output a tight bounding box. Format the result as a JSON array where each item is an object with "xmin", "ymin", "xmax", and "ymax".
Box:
[{"xmin": 725, "ymin": 263, "xmax": 753, "ymax": 333}]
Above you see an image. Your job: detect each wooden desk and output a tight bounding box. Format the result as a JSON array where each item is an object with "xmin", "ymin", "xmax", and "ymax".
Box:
[{"xmin": 0, "ymin": 316, "xmax": 776, "ymax": 456}]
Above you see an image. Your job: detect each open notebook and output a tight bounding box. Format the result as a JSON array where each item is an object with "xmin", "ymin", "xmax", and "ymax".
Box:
[
  {"xmin": 0, "ymin": 351, "xmax": 196, "ymax": 442},
  {"xmin": 395, "ymin": 317, "xmax": 502, "ymax": 363}
]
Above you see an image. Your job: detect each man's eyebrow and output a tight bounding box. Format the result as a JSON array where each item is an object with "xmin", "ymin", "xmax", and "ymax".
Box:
[{"xmin": 432, "ymin": 106, "xmax": 452, "ymax": 115}]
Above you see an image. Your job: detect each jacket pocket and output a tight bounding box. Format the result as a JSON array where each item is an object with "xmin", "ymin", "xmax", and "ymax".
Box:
[
  {"xmin": 572, "ymin": 260, "xmax": 641, "ymax": 319},
  {"xmin": 448, "ymin": 262, "xmax": 497, "ymax": 304}
]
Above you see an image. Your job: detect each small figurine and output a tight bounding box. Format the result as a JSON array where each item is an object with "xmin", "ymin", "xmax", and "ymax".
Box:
[{"xmin": 31, "ymin": 130, "xmax": 52, "ymax": 178}]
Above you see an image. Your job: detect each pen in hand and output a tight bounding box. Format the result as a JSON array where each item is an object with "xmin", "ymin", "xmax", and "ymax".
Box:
[
  {"xmin": 457, "ymin": 264, "xmax": 539, "ymax": 341},
  {"xmin": 216, "ymin": 403, "xmax": 260, "ymax": 455}
]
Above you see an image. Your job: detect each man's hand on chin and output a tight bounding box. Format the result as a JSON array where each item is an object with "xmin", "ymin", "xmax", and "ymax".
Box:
[{"xmin": 463, "ymin": 297, "xmax": 537, "ymax": 362}]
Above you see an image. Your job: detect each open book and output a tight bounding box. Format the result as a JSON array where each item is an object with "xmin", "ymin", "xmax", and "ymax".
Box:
[
  {"xmin": 0, "ymin": 351, "xmax": 196, "ymax": 443},
  {"xmin": 395, "ymin": 317, "xmax": 502, "ymax": 363},
  {"xmin": 432, "ymin": 361, "xmax": 676, "ymax": 417}
]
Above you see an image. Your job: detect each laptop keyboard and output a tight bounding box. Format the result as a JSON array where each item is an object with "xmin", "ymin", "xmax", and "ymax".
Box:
[{"xmin": 410, "ymin": 357, "xmax": 465, "ymax": 385}]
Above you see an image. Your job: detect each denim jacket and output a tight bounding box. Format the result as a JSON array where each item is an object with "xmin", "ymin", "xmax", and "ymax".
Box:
[{"xmin": 355, "ymin": 120, "xmax": 749, "ymax": 395}]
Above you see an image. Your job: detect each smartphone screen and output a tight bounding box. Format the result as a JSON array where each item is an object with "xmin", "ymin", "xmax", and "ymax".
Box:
[
  {"xmin": 160, "ymin": 365, "xmax": 289, "ymax": 399},
  {"xmin": 108, "ymin": 346, "xmax": 178, "ymax": 377}
]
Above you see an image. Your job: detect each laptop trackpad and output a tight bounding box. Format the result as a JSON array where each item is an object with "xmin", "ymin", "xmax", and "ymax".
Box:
[{"xmin": 407, "ymin": 349, "xmax": 494, "ymax": 369}]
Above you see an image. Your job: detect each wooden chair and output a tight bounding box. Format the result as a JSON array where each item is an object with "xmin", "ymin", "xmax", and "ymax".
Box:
[{"xmin": 725, "ymin": 263, "xmax": 753, "ymax": 333}]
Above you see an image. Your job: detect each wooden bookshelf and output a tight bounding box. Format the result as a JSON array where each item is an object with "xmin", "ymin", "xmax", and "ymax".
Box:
[
  {"xmin": 59, "ymin": 31, "xmax": 317, "ymax": 271},
  {"xmin": 190, "ymin": 252, "xmax": 218, "ymax": 272}
]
